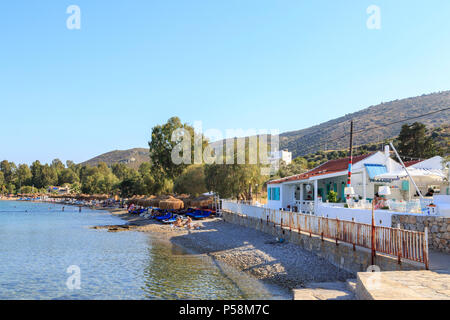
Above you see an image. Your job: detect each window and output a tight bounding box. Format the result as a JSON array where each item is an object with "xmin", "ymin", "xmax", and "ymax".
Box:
[{"xmin": 268, "ymin": 187, "xmax": 280, "ymax": 201}]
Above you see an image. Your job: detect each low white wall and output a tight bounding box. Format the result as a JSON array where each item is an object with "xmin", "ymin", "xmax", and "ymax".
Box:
[
  {"xmin": 222, "ymin": 201, "xmax": 266, "ymax": 219},
  {"xmin": 265, "ymin": 199, "xmax": 282, "ymax": 210},
  {"xmin": 316, "ymin": 206, "xmax": 396, "ymax": 227}
]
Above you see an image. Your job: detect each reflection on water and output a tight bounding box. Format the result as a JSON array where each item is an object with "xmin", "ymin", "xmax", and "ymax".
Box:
[{"xmin": 0, "ymin": 201, "xmax": 288, "ymax": 300}]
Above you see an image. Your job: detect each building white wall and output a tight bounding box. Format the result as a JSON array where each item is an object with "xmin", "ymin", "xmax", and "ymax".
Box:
[
  {"xmin": 269, "ymin": 150, "xmax": 292, "ymax": 165},
  {"xmin": 316, "ymin": 206, "xmax": 398, "ymax": 227}
]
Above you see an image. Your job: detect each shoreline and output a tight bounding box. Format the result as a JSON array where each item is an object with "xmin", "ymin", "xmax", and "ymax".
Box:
[
  {"xmin": 103, "ymin": 208, "xmax": 353, "ymax": 294},
  {"xmin": 2, "ymin": 199, "xmax": 353, "ymax": 297}
]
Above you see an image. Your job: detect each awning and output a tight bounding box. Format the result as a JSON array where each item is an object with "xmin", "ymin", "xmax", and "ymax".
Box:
[
  {"xmin": 374, "ymin": 168, "xmax": 446, "ymax": 182},
  {"xmin": 365, "ymin": 164, "xmax": 388, "ymax": 181}
]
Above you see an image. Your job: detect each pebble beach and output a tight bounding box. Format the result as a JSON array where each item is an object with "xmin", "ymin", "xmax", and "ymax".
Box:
[{"xmin": 104, "ymin": 209, "xmax": 354, "ymax": 291}]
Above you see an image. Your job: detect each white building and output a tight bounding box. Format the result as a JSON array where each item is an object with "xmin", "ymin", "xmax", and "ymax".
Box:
[
  {"xmin": 270, "ymin": 150, "xmax": 292, "ymax": 165},
  {"xmin": 268, "ymin": 150, "xmax": 292, "ymax": 174},
  {"xmin": 266, "ymin": 146, "xmax": 449, "ymax": 219}
]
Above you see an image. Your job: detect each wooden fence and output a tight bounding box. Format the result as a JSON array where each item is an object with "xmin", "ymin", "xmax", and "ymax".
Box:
[{"xmin": 222, "ymin": 200, "xmax": 429, "ymax": 268}]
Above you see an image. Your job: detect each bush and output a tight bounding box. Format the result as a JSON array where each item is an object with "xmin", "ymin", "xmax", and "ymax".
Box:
[{"xmin": 327, "ymin": 190, "xmax": 338, "ymax": 203}]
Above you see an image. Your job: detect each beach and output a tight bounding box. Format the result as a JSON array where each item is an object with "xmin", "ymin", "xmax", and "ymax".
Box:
[{"xmin": 104, "ymin": 208, "xmax": 354, "ymax": 291}]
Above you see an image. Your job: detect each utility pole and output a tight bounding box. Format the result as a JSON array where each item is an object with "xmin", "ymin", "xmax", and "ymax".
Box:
[{"xmin": 346, "ymin": 121, "xmax": 354, "ymax": 200}]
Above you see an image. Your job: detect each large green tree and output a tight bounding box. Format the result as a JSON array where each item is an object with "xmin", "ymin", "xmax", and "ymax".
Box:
[
  {"xmin": 80, "ymin": 163, "xmax": 119, "ymax": 194},
  {"xmin": 204, "ymin": 139, "xmax": 265, "ymax": 200},
  {"xmin": 0, "ymin": 160, "xmax": 17, "ymax": 185},
  {"xmin": 149, "ymin": 117, "xmax": 207, "ymax": 182},
  {"xmin": 174, "ymin": 165, "xmax": 207, "ymax": 196},
  {"xmin": 397, "ymin": 122, "xmax": 442, "ymax": 159},
  {"xmin": 58, "ymin": 168, "xmax": 79, "ymax": 185},
  {"xmin": 16, "ymin": 164, "xmax": 32, "ymax": 188}
]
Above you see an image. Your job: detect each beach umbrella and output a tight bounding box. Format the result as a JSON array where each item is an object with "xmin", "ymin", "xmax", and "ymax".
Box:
[{"xmin": 159, "ymin": 196, "xmax": 184, "ymax": 210}]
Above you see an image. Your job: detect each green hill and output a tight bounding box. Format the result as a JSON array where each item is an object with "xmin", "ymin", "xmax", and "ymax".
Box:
[
  {"xmin": 280, "ymin": 91, "xmax": 450, "ymax": 158},
  {"xmin": 80, "ymin": 148, "xmax": 150, "ymax": 169}
]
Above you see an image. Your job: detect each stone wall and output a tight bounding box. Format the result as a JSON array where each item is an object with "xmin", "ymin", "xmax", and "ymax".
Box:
[
  {"xmin": 222, "ymin": 210, "xmax": 424, "ymax": 274},
  {"xmin": 391, "ymin": 215, "xmax": 450, "ymax": 253}
]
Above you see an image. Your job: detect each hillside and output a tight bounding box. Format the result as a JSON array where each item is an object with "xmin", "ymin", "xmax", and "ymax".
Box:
[
  {"xmin": 82, "ymin": 92, "xmax": 449, "ymax": 168},
  {"xmin": 280, "ymin": 91, "xmax": 450, "ymax": 158},
  {"xmin": 80, "ymin": 148, "xmax": 150, "ymax": 169}
]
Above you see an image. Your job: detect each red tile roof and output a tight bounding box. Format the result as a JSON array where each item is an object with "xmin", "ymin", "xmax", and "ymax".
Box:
[
  {"xmin": 268, "ymin": 153, "xmax": 375, "ymax": 184},
  {"xmin": 403, "ymin": 160, "xmax": 422, "ymax": 167}
]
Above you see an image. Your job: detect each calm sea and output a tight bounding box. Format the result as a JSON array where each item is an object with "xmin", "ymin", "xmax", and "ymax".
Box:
[{"xmin": 0, "ymin": 201, "xmax": 288, "ymax": 300}]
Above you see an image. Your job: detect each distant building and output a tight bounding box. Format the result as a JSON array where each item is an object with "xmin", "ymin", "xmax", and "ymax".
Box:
[
  {"xmin": 48, "ymin": 186, "xmax": 71, "ymax": 194},
  {"xmin": 269, "ymin": 150, "xmax": 292, "ymax": 165}
]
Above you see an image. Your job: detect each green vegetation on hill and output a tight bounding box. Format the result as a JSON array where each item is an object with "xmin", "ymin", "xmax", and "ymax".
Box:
[
  {"xmin": 272, "ymin": 123, "xmax": 448, "ymax": 180},
  {"xmin": 80, "ymin": 148, "xmax": 150, "ymax": 169},
  {"xmin": 279, "ymin": 91, "xmax": 450, "ymax": 158}
]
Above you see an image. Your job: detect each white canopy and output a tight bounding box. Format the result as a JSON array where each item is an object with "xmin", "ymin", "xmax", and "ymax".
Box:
[{"xmin": 374, "ymin": 168, "xmax": 447, "ymax": 181}]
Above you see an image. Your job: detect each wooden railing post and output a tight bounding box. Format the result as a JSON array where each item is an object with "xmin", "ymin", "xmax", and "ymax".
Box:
[
  {"xmin": 371, "ymin": 202, "xmax": 376, "ymax": 265},
  {"xmin": 424, "ymin": 227, "xmax": 429, "ymax": 270},
  {"xmin": 397, "ymin": 223, "xmax": 402, "ymax": 265},
  {"xmin": 352, "ymin": 221, "xmax": 356, "ymax": 251},
  {"xmin": 336, "ymin": 218, "xmax": 339, "ymax": 246}
]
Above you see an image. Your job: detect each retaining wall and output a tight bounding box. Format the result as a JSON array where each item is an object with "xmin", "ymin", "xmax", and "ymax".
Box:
[
  {"xmin": 392, "ymin": 215, "xmax": 450, "ymax": 253},
  {"xmin": 222, "ymin": 210, "xmax": 424, "ymax": 274}
]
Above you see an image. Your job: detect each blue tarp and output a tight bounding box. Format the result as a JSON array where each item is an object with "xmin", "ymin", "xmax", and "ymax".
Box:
[{"xmin": 365, "ymin": 164, "xmax": 388, "ymax": 181}]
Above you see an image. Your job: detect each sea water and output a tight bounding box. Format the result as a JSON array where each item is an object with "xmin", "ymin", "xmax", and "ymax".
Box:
[{"xmin": 0, "ymin": 201, "xmax": 288, "ymax": 300}]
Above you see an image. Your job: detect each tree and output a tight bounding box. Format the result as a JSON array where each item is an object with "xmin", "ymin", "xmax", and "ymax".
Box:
[
  {"xmin": 174, "ymin": 165, "xmax": 207, "ymax": 196},
  {"xmin": 30, "ymin": 160, "xmax": 44, "ymax": 188},
  {"xmin": 41, "ymin": 165, "xmax": 58, "ymax": 188},
  {"xmin": 0, "ymin": 172, "xmax": 5, "ymax": 192},
  {"xmin": 274, "ymin": 157, "xmax": 308, "ymax": 179},
  {"xmin": 0, "ymin": 160, "xmax": 16, "ymax": 185},
  {"xmin": 51, "ymin": 159, "xmax": 65, "ymax": 172},
  {"xmin": 119, "ymin": 175, "xmax": 144, "ymax": 198},
  {"xmin": 149, "ymin": 117, "xmax": 207, "ymax": 181},
  {"xmin": 204, "ymin": 139, "xmax": 264, "ymax": 200},
  {"xmin": 80, "ymin": 163, "xmax": 119, "ymax": 194},
  {"xmin": 138, "ymin": 163, "xmax": 156, "ymax": 195},
  {"xmin": 16, "ymin": 164, "xmax": 32, "ymax": 188},
  {"xmin": 397, "ymin": 122, "xmax": 442, "ymax": 159},
  {"xmin": 58, "ymin": 168, "xmax": 79, "ymax": 185},
  {"xmin": 19, "ymin": 185, "xmax": 38, "ymax": 194},
  {"xmin": 111, "ymin": 163, "xmax": 138, "ymax": 181}
]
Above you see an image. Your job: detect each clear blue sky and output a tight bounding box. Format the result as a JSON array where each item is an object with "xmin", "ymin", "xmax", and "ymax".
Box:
[{"xmin": 1, "ymin": 1, "xmax": 450, "ymax": 165}]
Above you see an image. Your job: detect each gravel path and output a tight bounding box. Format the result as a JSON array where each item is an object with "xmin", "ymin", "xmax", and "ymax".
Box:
[{"xmin": 107, "ymin": 209, "xmax": 354, "ymax": 290}]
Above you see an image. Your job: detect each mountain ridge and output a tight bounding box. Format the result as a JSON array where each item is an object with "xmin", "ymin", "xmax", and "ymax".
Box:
[
  {"xmin": 80, "ymin": 148, "xmax": 149, "ymax": 169},
  {"xmin": 81, "ymin": 91, "xmax": 450, "ymax": 166}
]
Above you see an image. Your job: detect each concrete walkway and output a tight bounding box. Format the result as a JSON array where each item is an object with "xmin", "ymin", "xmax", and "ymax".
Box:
[
  {"xmin": 356, "ymin": 270, "xmax": 450, "ymax": 300},
  {"xmin": 429, "ymin": 250, "xmax": 450, "ymax": 274},
  {"xmin": 294, "ymin": 251, "xmax": 450, "ymax": 300},
  {"xmin": 293, "ymin": 281, "xmax": 355, "ymax": 300}
]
